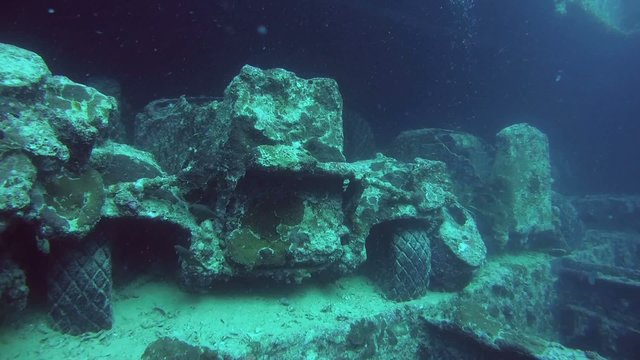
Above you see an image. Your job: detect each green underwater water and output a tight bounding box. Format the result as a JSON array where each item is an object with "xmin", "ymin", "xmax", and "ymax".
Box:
[{"xmin": 1, "ymin": 1, "xmax": 640, "ymax": 359}]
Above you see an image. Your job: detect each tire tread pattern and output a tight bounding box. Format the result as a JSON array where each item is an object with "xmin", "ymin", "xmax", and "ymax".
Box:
[
  {"xmin": 386, "ymin": 228, "xmax": 431, "ymax": 301},
  {"xmin": 48, "ymin": 236, "xmax": 112, "ymax": 335}
]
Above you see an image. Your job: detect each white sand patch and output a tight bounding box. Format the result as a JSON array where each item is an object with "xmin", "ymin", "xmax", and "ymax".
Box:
[{"xmin": 0, "ymin": 275, "xmax": 403, "ymax": 359}]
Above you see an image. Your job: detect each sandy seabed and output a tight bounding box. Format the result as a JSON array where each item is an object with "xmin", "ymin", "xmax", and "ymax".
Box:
[{"xmin": 0, "ymin": 275, "xmax": 402, "ymax": 360}]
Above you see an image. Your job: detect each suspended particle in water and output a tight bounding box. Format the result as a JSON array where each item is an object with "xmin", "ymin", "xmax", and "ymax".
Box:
[{"xmin": 256, "ymin": 24, "xmax": 268, "ymax": 36}]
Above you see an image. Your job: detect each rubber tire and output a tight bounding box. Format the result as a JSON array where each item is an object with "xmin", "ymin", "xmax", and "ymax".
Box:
[
  {"xmin": 383, "ymin": 227, "xmax": 431, "ymax": 301},
  {"xmin": 48, "ymin": 235, "xmax": 113, "ymax": 335}
]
